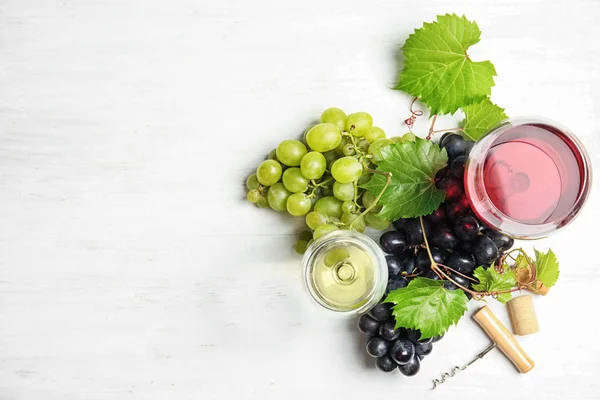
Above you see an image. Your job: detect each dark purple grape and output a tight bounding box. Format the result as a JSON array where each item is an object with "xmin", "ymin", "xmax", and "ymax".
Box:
[
  {"xmin": 368, "ymin": 303, "xmax": 393, "ymax": 322},
  {"xmin": 427, "ymin": 207, "xmax": 447, "ymax": 226},
  {"xmin": 375, "ymin": 355, "xmax": 398, "ymax": 372},
  {"xmin": 443, "ymin": 280, "xmax": 458, "ymax": 290},
  {"xmin": 398, "ymin": 253, "xmax": 417, "ymax": 275},
  {"xmin": 430, "ymin": 226, "xmax": 459, "ymax": 249},
  {"xmin": 465, "ymin": 140, "xmax": 475, "ymax": 155},
  {"xmin": 379, "ymin": 321, "xmax": 402, "ymax": 341},
  {"xmin": 435, "ymin": 176, "xmax": 464, "ymax": 203},
  {"xmin": 449, "ymin": 272, "xmax": 471, "ymax": 290},
  {"xmin": 424, "ymin": 270, "xmax": 441, "ymax": 280},
  {"xmin": 440, "ymin": 133, "xmax": 460, "ymax": 148},
  {"xmin": 379, "ymin": 231, "xmax": 407, "ymax": 254},
  {"xmin": 435, "ymin": 166, "xmax": 450, "ymax": 181},
  {"xmin": 367, "ymin": 337, "xmax": 391, "ymax": 357},
  {"xmin": 460, "ymin": 240, "xmax": 475, "ymax": 253},
  {"xmin": 417, "ymin": 354, "xmax": 425, "ymax": 361},
  {"xmin": 432, "ymin": 333, "xmax": 444, "ymax": 342},
  {"xmin": 415, "ymin": 247, "xmax": 446, "ymax": 271},
  {"xmin": 406, "ymin": 329, "xmax": 432, "ymax": 344},
  {"xmin": 358, "ymin": 314, "xmax": 380, "ymax": 335},
  {"xmin": 386, "ymin": 276, "xmax": 409, "ymax": 294},
  {"xmin": 453, "ymin": 215, "xmax": 480, "ymax": 242},
  {"xmin": 450, "ymin": 155, "xmax": 468, "ymax": 179},
  {"xmin": 481, "ymin": 228, "xmax": 515, "ymax": 252},
  {"xmin": 403, "ymin": 218, "xmax": 431, "ymax": 245},
  {"xmin": 398, "ymin": 355, "xmax": 420, "ymax": 376},
  {"xmin": 386, "ymin": 255, "xmax": 403, "ymax": 276},
  {"xmin": 392, "ymin": 218, "xmax": 408, "ymax": 231},
  {"xmin": 473, "ymin": 236, "xmax": 499, "ymax": 265},
  {"xmin": 442, "ymin": 134, "xmax": 468, "ymax": 160},
  {"xmin": 446, "ymin": 201, "xmax": 470, "ymax": 221},
  {"xmin": 446, "ymin": 252, "xmax": 476, "ymax": 274},
  {"xmin": 390, "ymin": 339, "xmax": 415, "ymax": 365},
  {"xmin": 415, "ymin": 342, "xmax": 433, "ymax": 356}
]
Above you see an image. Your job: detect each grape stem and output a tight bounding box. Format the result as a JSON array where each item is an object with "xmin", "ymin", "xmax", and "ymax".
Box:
[
  {"xmin": 426, "ymin": 115, "xmax": 438, "ymax": 140},
  {"xmin": 349, "ymin": 160, "xmax": 391, "ymax": 230}
]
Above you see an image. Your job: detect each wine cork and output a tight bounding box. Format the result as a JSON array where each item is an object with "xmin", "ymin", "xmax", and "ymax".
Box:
[
  {"xmin": 532, "ymin": 281, "xmax": 550, "ymax": 296},
  {"xmin": 472, "ymin": 305, "xmax": 535, "ymax": 373},
  {"xmin": 507, "ymin": 295, "xmax": 540, "ymax": 336}
]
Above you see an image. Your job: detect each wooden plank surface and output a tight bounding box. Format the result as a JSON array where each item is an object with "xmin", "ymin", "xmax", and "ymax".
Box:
[{"xmin": 1, "ymin": 0, "xmax": 599, "ymax": 399}]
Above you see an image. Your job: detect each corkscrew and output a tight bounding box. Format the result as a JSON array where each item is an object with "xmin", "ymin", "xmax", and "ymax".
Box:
[{"xmin": 432, "ymin": 305, "xmax": 534, "ymax": 390}]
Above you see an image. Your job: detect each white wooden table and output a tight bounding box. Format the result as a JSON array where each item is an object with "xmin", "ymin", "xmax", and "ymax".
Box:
[{"xmin": 1, "ymin": 1, "xmax": 599, "ymax": 399}]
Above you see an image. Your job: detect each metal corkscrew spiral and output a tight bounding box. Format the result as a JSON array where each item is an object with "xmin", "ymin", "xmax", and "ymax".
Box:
[{"xmin": 431, "ymin": 343, "xmax": 496, "ymax": 389}]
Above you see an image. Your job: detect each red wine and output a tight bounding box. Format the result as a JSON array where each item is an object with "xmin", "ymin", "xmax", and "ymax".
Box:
[
  {"xmin": 482, "ymin": 124, "xmax": 584, "ymax": 224},
  {"xmin": 465, "ymin": 118, "xmax": 591, "ymax": 239}
]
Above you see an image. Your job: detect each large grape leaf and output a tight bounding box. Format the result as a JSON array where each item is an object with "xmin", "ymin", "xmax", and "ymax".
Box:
[
  {"xmin": 472, "ymin": 266, "xmax": 517, "ymax": 304},
  {"xmin": 395, "ymin": 14, "xmax": 497, "ymax": 115},
  {"xmin": 361, "ymin": 138, "xmax": 447, "ymax": 220},
  {"xmin": 385, "ymin": 277, "xmax": 468, "ymax": 340},
  {"xmin": 534, "ymin": 248, "xmax": 560, "ymax": 288},
  {"xmin": 462, "ymin": 99, "xmax": 508, "ymax": 141}
]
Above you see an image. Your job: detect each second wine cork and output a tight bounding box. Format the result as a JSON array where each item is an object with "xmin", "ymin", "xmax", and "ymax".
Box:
[{"xmin": 507, "ymin": 295, "xmax": 540, "ymax": 336}]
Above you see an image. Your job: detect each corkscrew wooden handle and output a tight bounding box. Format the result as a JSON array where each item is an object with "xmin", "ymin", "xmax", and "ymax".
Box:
[{"xmin": 472, "ymin": 305, "xmax": 535, "ymax": 373}]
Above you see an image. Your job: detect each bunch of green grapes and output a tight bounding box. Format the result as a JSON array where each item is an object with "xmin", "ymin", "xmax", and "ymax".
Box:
[{"xmin": 246, "ymin": 107, "xmax": 409, "ymax": 254}]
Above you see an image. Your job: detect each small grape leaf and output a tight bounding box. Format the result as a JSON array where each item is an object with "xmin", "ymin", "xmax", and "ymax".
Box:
[
  {"xmin": 384, "ymin": 277, "xmax": 468, "ymax": 340},
  {"xmin": 361, "ymin": 138, "xmax": 448, "ymax": 220},
  {"xmin": 395, "ymin": 14, "xmax": 497, "ymax": 115},
  {"xmin": 472, "ymin": 266, "xmax": 517, "ymax": 304},
  {"xmin": 533, "ymin": 248, "xmax": 560, "ymax": 288},
  {"xmin": 461, "ymin": 99, "xmax": 508, "ymax": 141}
]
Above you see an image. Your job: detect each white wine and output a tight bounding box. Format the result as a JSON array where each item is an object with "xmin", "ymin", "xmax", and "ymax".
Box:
[{"xmin": 303, "ymin": 230, "xmax": 387, "ymax": 315}]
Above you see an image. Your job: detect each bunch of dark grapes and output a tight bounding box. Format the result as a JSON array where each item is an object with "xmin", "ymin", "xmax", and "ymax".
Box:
[
  {"xmin": 358, "ymin": 308, "xmax": 443, "ymax": 374},
  {"xmin": 357, "ymin": 133, "xmax": 516, "ymax": 374}
]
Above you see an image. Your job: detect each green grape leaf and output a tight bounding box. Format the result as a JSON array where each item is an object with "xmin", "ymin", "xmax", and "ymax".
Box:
[
  {"xmin": 384, "ymin": 277, "xmax": 468, "ymax": 340},
  {"xmin": 361, "ymin": 138, "xmax": 448, "ymax": 220},
  {"xmin": 472, "ymin": 266, "xmax": 517, "ymax": 304},
  {"xmin": 395, "ymin": 14, "xmax": 497, "ymax": 115},
  {"xmin": 462, "ymin": 99, "xmax": 508, "ymax": 141},
  {"xmin": 533, "ymin": 248, "xmax": 560, "ymax": 288}
]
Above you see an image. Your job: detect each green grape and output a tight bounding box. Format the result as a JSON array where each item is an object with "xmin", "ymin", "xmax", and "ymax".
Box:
[
  {"xmin": 331, "ymin": 157, "xmax": 363, "ymax": 183},
  {"xmin": 294, "ymin": 240, "xmax": 309, "ymax": 254},
  {"xmin": 341, "ymin": 200, "xmax": 357, "ymax": 214},
  {"xmin": 282, "ymin": 167, "xmax": 309, "ymax": 193},
  {"xmin": 358, "ymin": 138, "xmax": 370, "ymax": 152},
  {"xmin": 302, "ymin": 124, "xmax": 317, "ymax": 144},
  {"xmin": 333, "ymin": 181, "xmax": 355, "ymax": 201},
  {"xmin": 365, "ymin": 126, "xmax": 386, "ymax": 143},
  {"xmin": 268, "ymin": 149, "xmax": 279, "ymax": 161},
  {"xmin": 314, "ymin": 196, "xmax": 343, "ymax": 218},
  {"xmin": 276, "ymin": 140, "xmax": 308, "ymax": 167},
  {"xmin": 345, "ymin": 112, "xmax": 373, "ymax": 137},
  {"xmin": 367, "ymin": 138, "xmax": 393, "ymax": 164},
  {"xmin": 361, "ymin": 190, "xmax": 382, "ymax": 213},
  {"xmin": 335, "ymin": 136, "xmax": 349, "ymax": 156},
  {"xmin": 300, "ymin": 152, "xmax": 326, "ymax": 180},
  {"xmin": 313, "ymin": 224, "xmax": 338, "ymax": 240},
  {"xmin": 287, "ymin": 193, "xmax": 312, "ymax": 216},
  {"xmin": 342, "ymin": 143, "xmax": 355, "ymax": 156},
  {"xmin": 247, "ymin": 189, "xmax": 261, "ymax": 203},
  {"xmin": 306, "ymin": 211, "xmax": 329, "ymax": 230},
  {"xmin": 364, "ymin": 212, "xmax": 390, "ymax": 230},
  {"xmin": 341, "ymin": 212, "xmax": 366, "ymax": 232},
  {"xmin": 310, "ymin": 194, "xmax": 321, "ymax": 207},
  {"xmin": 320, "ymin": 107, "xmax": 347, "ymax": 131},
  {"xmin": 321, "ymin": 185, "xmax": 334, "ymax": 196},
  {"xmin": 357, "ymin": 173, "xmax": 372, "ymax": 186},
  {"xmin": 322, "ymin": 150, "xmax": 338, "ymax": 168},
  {"xmin": 324, "ymin": 247, "xmax": 350, "ymax": 266},
  {"xmin": 256, "ymin": 160, "xmax": 283, "ymax": 186},
  {"xmin": 299, "ymin": 231, "xmax": 313, "ymax": 241},
  {"xmin": 390, "ymin": 136, "xmax": 404, "ymax": 143},
  {"xmin": 246, "ymin": 173, "xmax": 260, "ymax": 190},
  {"xmin": 402, "ymin": 132, "xmax": 417, "ymax": 142},
  {"xmin": 306, "ymin": 123, "xmax": 342, "ymax": 152},
  {"xmin": 256, "ymin": 195, "xmax": 269, "ymax": 208},
  {"xmin": 267, "ymin": 182, "xmax": 292, "ymax": 211}
]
